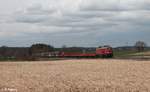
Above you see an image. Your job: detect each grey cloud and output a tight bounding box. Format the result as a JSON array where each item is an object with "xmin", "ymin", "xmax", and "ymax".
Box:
[
  {"xmin": 12, "ymin": 1, "xmax": 150, "ymax": 30},
  {"xmin": 0, "ymin": 0, "xmax": 150, "ymax": 47},
  {"xmin": 104, "ymin": 11, "xmax": 150, "ymax": 27},
  {"xmin": 63, "ymin": 11, "xmax": 116, "ymax": 19},
  {"xmin": 14, "ymin": 4, "xmax": 117, "ymax": 30},
  {"xmin": 15, "ymin": 14, "xmax": 49, "ymax": 23},
  {"xmin": 26, "ymin": 4, "xmax": 56, "ymax": 15},
  {"xmin": 80, "ymin": 0, "xmax": 150, "ymax": 12},
  {"xmin": 14, "ymin": 4, "xmax": 57, "ymax": 24}
]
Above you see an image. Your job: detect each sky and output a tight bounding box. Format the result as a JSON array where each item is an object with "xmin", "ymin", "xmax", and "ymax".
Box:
[{"xmin": 0, "ymin": 0, "xmax": 150, "ymax": 47}]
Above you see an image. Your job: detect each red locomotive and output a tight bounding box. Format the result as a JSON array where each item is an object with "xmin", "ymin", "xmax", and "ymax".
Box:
[
  {"xmin": 47, "ymin": 46, "xmax": 113, "ymax": 58},
  {"xmin": 96, "ymin": 46, "xmax": 113, "ymax": 58}
]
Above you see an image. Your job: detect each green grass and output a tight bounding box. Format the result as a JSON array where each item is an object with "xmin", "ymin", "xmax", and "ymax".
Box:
[
  {"xmin": 113, "ymin": 50, "xmax": 138, "ymax": 58},
  {"xmin": 0, "ymin": 56, "xmax": 17, "ymax": 61},
  {"xmin": 114, "ymin": 49, "xmax": 150, "ymax": 59}
]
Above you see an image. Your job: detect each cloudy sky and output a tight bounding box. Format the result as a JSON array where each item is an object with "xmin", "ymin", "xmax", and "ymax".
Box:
[{"xmin": 0, "ymin": 0, "xmax": 149, "ymax": 47}]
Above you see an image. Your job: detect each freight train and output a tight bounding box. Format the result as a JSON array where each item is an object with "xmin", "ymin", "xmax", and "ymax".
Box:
[{"xmin": 45, "ymin": 46, "xmax": 113, "ymax": 58}]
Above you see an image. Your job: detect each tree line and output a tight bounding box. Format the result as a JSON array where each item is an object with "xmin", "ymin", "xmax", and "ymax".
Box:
[{"xmin": 0, "ymin": 41, "xmax": 148, "ymax": 61}]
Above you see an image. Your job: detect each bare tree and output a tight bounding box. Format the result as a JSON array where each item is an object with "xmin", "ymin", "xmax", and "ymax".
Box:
[
  {"xmin": 29, "ymin": 43, "xmax": 54, "ymax": 56},
  {"xmin": 62, "ymin": 45, "xmax": 67, "ymax": 49},
  {"xmin": 135, "ymin": 41, "xmax": 147, "ymax": 52}
]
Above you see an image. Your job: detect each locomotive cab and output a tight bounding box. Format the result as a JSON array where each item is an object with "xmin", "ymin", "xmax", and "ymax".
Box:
[{"xmin": 96, "ymin": 46, "xmax": 113, "ymax": 58}]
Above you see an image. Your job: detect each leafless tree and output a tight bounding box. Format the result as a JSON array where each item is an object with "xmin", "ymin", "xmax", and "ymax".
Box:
[
  {"xmin": 135, "ymin": 41, "xmax": 147, "ymax": 52},
  {"xmin": 29, "ymin": 43, "xmax": 54, "ymax": 56}
]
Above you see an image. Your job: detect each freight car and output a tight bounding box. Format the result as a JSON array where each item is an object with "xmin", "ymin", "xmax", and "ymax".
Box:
[{"xmin": 47, "ymin": 46, "xmax": 113, "ymax": 58}]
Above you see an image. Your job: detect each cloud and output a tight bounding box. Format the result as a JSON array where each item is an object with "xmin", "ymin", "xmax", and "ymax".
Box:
[
  {"xmin": 13, "ymin": 2, "xmax": 117, "ymax": 32},
  {"xmin": 80, "ymin": 0, "xmax": 150, "ymax": 11},
  {"xmin": 14, "ymin": 0, "xmax": 150, "ymax": 27},
  {"xmin": 0, "ymin": 0, "xmax": 150, "ymax": 47}
]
